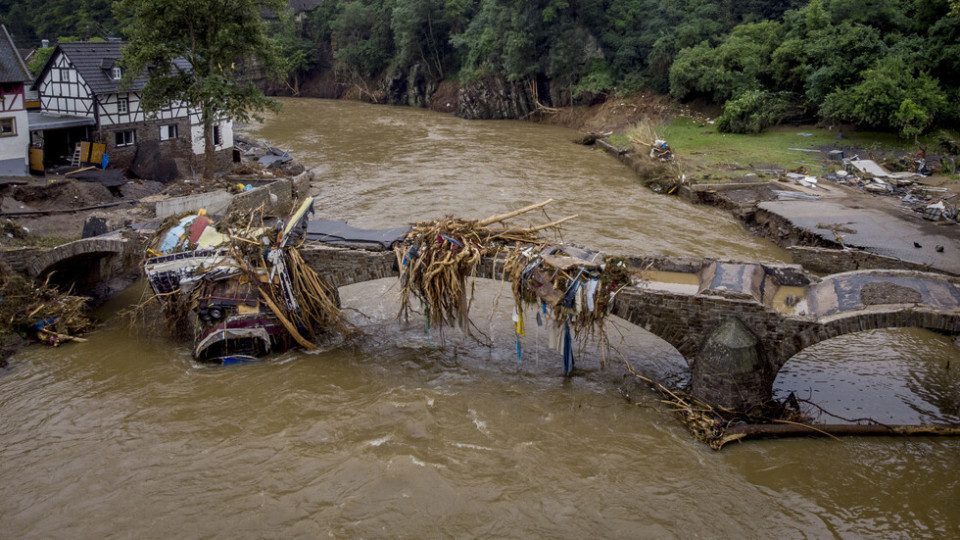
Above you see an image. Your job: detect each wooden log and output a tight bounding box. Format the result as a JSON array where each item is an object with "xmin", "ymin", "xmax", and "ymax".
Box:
[
  {"xmin": 487, "ymin": 215, "xmax": 578, "ymax": 235},
  {"xmin": 257, "ymin": 287, "xmax": 317, "ymax": 351},
  {"xmin": 715, "ymin": 422, "xmax": 960, "ymax": 449},
  {"xmin": 478, "ymin": 199, "xmax": 554, "ymax": 227},
  {"xmin": 38, "ymin": 328, "xmax": 88, "ymax": 343},
  {"xmin": 65, "ymin": 166, "xmax": 97, "ymax": 176}
]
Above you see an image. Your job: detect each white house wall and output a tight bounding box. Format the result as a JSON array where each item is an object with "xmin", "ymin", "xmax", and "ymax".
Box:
[
  {"xmin": 38, "ymin": 53, "xmax": 95, "ymax": 117},
  {"xmin": 0, "ymin": 90, "xmax": 23, "ymax": 111},
  {"xmin": 0, "ymin": 108, "xmax": 29, "ymax": 175},
  {"xmin": 97, "ymin": 92, "xmax": 196, "ymax": 126},
  {"xmin": 190, "ymin": 119, "xmax": 233, "ymax": 155}
]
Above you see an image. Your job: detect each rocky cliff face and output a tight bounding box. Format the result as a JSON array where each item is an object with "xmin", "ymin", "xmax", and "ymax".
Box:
[
  {"xmin": 266, "ymin": 63, "xmax": 537, "ymax": 121},
  {"xmin": 456, "ymin": 77, "xmax": 535, "ymax": 120},
  {"xmin": 386, "ymin": 63, "xmax": 438, "ymax": 108}
]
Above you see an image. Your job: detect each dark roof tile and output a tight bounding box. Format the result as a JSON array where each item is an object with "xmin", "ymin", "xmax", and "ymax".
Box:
[
  {"xmin": 50, "ymin": 41, "xmax": 191, "ymax": 96},
  {"xmin": 57, "ymin": 41, "xmax": 145, "ymax": 94},
  {"xmin": 0, "ymin": 25, "xmax": 32, "ymax": 83}
]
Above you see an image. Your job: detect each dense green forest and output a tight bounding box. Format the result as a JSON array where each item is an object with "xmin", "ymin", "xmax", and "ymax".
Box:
[{"xmin": 3, "ymin": 0, "xmax": 959, "ymax": 135}]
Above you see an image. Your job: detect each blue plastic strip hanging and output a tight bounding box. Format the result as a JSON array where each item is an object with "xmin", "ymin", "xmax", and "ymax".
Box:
[
  {"xmin": 440, "ymin": 234, "xmax": 463, "ymax": 248},
  {"xmin": 562, "ymin": 320, "xmax": 575, "ymax": 376},
  {"xmin": 516, "ymin": 334, "xmax": 523, "ymax": 365}
]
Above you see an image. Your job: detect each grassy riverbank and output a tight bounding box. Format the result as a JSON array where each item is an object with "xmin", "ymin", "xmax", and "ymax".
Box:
[{"xmin": 588, "ymin": 100, "xmax": 960, "ymax": 194}]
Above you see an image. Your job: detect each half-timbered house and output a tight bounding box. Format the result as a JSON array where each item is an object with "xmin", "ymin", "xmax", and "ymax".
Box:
[
  {"xmin": 0, "ymin": 25, "xmax": 33, "ymax": 175},
  {"xmin": 32, "ymin": 41, "xmax": 233, "ymax": 173}
]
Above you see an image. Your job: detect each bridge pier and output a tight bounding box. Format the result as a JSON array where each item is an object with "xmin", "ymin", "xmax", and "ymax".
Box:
[{"xmin": 690, "ymin": 317, "xmax": 774, "ymax": 413}]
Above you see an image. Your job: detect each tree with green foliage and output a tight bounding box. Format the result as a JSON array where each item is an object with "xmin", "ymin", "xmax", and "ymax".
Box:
[
  {"xmin": 10, "ymin": 0, "xmax": 958, "ymax": 135},
  {"xmin": 0, "ymin": 0, "xmax": 121, "ymax": 44},
  {"xmin": 821, "ymin": 55, "xmax": 947, "ymax": 138},
  {"xmin": 27, "ymin": 46, "xmax": 53, "ymax": 76},
  {"xmin": 274, "ymin": 12, "xmax": 319, "ymax": 96},
  {"xmin": 327, "ymin": 0, "xmax": 395, "ymax": 95},
  {"xmin": 716, "ymin": 90, "xmax": 801, "ymax": 134},
  {"xmin": 669, "ymin": 20, "xmax": 783, "ymax": 102},
  {"xmin": 115, "ymin": 0, "xmax": 286, "ymax": 180}
]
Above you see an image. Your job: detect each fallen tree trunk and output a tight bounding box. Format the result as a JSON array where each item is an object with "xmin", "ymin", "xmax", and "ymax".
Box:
[
  {"xmin": 478, "ymin": 199, "xmax": 554, "ymax": 227},
  {"xmin": 715, "ymin": 422, "xmax": 960, "ymax": 449}
]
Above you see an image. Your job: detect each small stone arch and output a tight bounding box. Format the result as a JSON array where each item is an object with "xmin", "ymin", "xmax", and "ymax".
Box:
[
  {"xmin": 29, "ymin": 237, "xmax": 127, "ymax": 277},
  {"xmin": 28, "ymin": 238, "xmax": 128, "ymax": 294},
  {"xmin": 774, "ymin": 307, "xmax": 960, "ymax": 371}
]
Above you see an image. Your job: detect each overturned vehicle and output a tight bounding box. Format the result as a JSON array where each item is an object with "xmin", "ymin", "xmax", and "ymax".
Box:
[{"xmin": 143, "ymin": 198, "xmax": 347, "ymax": 364}]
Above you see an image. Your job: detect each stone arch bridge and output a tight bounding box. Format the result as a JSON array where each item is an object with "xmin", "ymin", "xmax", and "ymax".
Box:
[
  {"xmin": 1, "ymin": 234, "xmax": 133, "ymax": 294},
  {"xmin": 299, "ymin": 243, "xmax": 960, "ymax": 413}
]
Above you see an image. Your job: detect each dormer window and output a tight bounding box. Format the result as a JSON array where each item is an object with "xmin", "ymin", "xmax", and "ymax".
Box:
[{"xmin": 112, "ymin": 66, "xmax": 123, "ymax": 80}]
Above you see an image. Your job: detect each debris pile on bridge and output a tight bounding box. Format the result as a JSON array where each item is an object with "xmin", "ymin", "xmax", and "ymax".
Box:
[
  {"xmin": 503, "ymin": 247, "xmax": 631, "ymax": 374},
  {"xmin": 0, "ymin": 272, "xmax": 92, "ymax": 346},
  {"xmin": 140, "ymin": 197, "xmax": 349, "ymax": 363},
  {"xmin": 395, "ymin": 199, "xmax": 634, "ymax": 375},
  {"xmin": 395, "ymin": 199, "xmax": 575, "ymax": 332}
]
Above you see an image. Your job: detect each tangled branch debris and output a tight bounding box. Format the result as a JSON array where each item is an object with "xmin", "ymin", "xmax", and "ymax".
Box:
[
  {"xmin": 0, "ymin": 272, "xmax": 93, "ymax": 346},
  {"xmin": 395, "ymin": 199, "xmax": 572, "ymax": 332},
  {"xmin": 395, "ymin": 199, "xmax": 638, "ymax": 375}
]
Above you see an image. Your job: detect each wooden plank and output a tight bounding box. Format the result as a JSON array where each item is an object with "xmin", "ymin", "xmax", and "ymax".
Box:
[
  {"xmin": 89, "ymin": 143, "xmax": 105, "ymax": 165},
  {"xmin": 65, "ymin": 166, "xmax": 96, "ymax": 176},
  {"xmin": 79, "ymin": 141, "xmax": 91, "ymax": 164},
  {"xmin": 29, "ymin": 148, "xmax": 43, "ymax": 173}
]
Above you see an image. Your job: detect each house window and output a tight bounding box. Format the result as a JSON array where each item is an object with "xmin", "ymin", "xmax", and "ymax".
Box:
[
  {"xmin": 117, "ymin": 97, "xmax": 129, "ymax": 114},
  {"xmin": 112, "ymin": 66, "xmax": 123, "ymax": 80},
  {"xmin": 115, "ymin": 129, "xmax": 135, "ymax": 147},
  {"xmin": 159, "ymin": 124, "xmax": 178, "ymax": 141},
  {"xmin": 213, "ymin": 125, "xmax": 222, "ymax": 146},
  {"xmin": 0, "ymin": 118, "xmax": 16, "ymax": 137}
]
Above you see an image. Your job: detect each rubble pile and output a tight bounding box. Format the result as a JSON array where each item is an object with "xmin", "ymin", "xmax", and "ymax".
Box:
[
  {"xmin": 0, "ymin": 272, "xmax": 93, "ymax": 346},
  {"xmin": 779, "ymin": 157, "xmax": 959, "ymax": 224},
  {"xmin": 142, "ymin": 197, "xmax": 349, "ymax": 363},
  {"xmin": 233, "ymin": 136, "xmax": 305, "ymax": 177}
]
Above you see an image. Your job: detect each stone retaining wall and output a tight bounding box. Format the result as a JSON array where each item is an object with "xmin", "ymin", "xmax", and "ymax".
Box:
[
  {"xmin": 788, "ymin": 246, "xmax": 946, "ymax": 276},
  {"xmin": 226, "ymin": 173, "xmax": 312, "ymax": 218},
  {"xmin": 0, "ymin": 246, "xmax": 49, "ymax": 273}
]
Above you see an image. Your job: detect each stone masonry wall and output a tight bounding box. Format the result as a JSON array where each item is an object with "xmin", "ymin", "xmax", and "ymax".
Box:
[
  {"xmin": 610, "ymin": 287, "xmax": 813, "ymax": 363},
  {"xmin": 0, "ymin": 247, "xmax": 50, "ymax": 273},
  {"xmin": 97, "ymin": 117, "xmax": 194, "ymax": 170},
  {"xmin": 788, "ymin": 246, "xmax": 949, "ymax": 276},
  {"xmin": 226, "ymin": 173, "xmax": 312, "ymax": 218},
  {"xmin": 90, "ymin": 117, "xmax": 233, "ymax": 176},
  {"xmin": 299, "ymin": 246, "xmax": 398, "ymax": 288}
]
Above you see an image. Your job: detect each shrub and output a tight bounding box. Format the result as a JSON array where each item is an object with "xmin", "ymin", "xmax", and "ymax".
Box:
[{"xmin": 717, "ymin": 90, "xmax": 801, "ymax": 133}]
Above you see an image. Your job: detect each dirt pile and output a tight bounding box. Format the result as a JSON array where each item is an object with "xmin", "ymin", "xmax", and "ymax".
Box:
[{"xmin": 10, "ymin": 180, "xmax": 115, "ymax": 211}]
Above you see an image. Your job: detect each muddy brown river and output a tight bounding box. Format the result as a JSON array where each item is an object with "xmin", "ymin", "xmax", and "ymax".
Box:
[{"xmin": 2, "ymin": 99, "xmax": 958, "ymax": 538}]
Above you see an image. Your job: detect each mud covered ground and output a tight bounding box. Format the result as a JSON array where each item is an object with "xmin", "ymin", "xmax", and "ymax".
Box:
[{"xmin": 0, "ymin": 177, "xmax": 165, "ymax": 243}]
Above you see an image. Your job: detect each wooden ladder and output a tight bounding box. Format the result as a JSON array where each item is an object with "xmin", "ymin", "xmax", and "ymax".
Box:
[{"xmin": 70, "ymin": 144, "xmax": 82, "ymax": 167}]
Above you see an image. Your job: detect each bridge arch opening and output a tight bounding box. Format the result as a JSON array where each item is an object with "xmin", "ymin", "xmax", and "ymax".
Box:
[
  {"xmin": 334, "ymin": 276, "xmax": 689, "ymax": 384},
  {"xmin": 774, "ymin": 327, "xmax": 960, "ymax": 425},
  {"xmin": 40, "ymin": 251, "xmax": 121, "ymax": 297}
]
